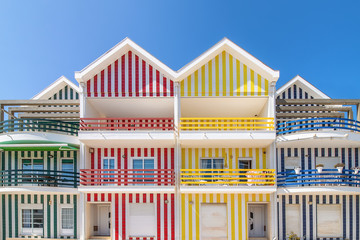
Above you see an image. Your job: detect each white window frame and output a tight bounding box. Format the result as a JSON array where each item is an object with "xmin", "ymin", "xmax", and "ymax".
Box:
[
  {"xmin": 60, "ymin": 204, "xmax": 74, "ymax": 236},
  {"xmin": 130, "ymin": 157, "xmax": 157, "ymax": 169},
  {"xmin": 317, "ymin": 204, "xmax": 342, "ymax": 238},
  {"xmin": 238, "ymin": 157, "xmax": 253, "ymax": 169},
  {"xmin": 127, "ymin": 203, "xmax": 156, "ymax": 238},
  {"xmin": 200, "ymin": 158, "xmax": 225, "ymax": 169},
  {"xmin": 19, "ymin": 204, "xmax": 44, "ymax": 236}
]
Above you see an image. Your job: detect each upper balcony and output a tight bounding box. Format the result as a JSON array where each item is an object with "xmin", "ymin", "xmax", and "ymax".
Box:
[
  {"xmin": 79, "ymin": 168, "xmax": 175, "ymax": 193},
  {"xmin": 180, "ymin": 97, "xmax": 275, "ymax": 147},
  {"xmin": 180, "ymin": 168, "xmax": 276, "ymax": 193},
  {"xmin": 0, "ymin": 169, "xmax": 79, "ymax": 193},
  {"xmin": 80, "ymin": 98, "xmax": 175, "ymax": 147},
  {"xmin": 277, "ymin": 168, "xmax": 360, "ymax": 194}
]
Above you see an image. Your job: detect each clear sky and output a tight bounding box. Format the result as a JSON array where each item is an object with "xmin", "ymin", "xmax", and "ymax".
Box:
[{"xmin": 0, "ymin": 1, "xmax": 359, "ymax": 99}]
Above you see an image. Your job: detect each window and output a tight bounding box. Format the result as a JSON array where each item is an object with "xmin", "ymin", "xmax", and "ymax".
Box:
[
  {"xmin": 102, "ymin": 158, "xmax": 115, "ymax": 183},
  {"xmin": 22, "ymin": 159, "xmax": 44, "ymax": 184},
  {"xmin": 317, "ymin": 204, "xmax": 342, "ymax": 238},
  {"xmin": 201, "ymin": 158, "xmax": 224, "ymax": 182},
  {"xmin": 286, "ymin": 204, "xmax": 301, "ymax": 236},
  {"xmin": 238, "ymin": 158, "xmax": 252, "ymax": 169},
  {"xmin": 61, "ymin": 159, "xmax": 74, "ymax": 186},
  {"xmin": 128, "ymin": 203, "xmax": 156, "ymax": 237},
  {"xmin": 284, "ymin": 157, "xmax": 300, "ymax": 172},
  {"xmin": 132, "ymin": 158, "xmax": 155, "ymax": 183},
  {"xmin": 61, "ymin": 206, "xmax": 74, "ymax": 236},
  {"xmin": 21, "ymin": 206, "xmax": 43, "ymax": 236}
]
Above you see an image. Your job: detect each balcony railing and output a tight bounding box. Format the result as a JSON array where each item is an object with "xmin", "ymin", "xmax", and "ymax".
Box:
[
  {"xmin": 80, "ymin": 169, "xmax": 175, "ymax": 186},
  {"xmin": 180, "ymin": 169, "xmax": 276, "ymax": 186},
  {"xmin": 0, "ymin": 169, "xmax": 79, "ymax": 188},
  {"xmin": 80, "ymin": 118, "xmax": 174, "ymax": 131},
  {"xmin": 277, "ymin": 169, "xmax": 360, "ymax": 187},
  {"xmin": 0, "ymin": 119, "xmax": 79, "ymax": 135},
  {"xmin": 180, "ymin": 118, "xmax": 274, "ymax": 131},
  {"xmin": 277, "ymin": 117, "xmax": 360, "ymax": 135}
]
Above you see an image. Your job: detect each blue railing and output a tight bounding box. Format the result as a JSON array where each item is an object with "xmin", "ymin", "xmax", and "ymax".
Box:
[
  {"xmin": 277, "ymin": 169, "xmax": 360, "ymax": 187},
  {"xmin": 277, "ymin": 117, "xmax": 360, "ymax": 135}
]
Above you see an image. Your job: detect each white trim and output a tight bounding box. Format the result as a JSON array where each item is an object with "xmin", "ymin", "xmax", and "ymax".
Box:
[
  {"xmin": 75, "ymin": 38, "xmax": 279, "ymax": 83},
  {"xmin": 32, "ymin": 76, "xmax": 79, "ymax": 100},
  {"xmin": 276, "ymin": 75, "xmax": 330, "ymax": 99},
  {"xmin": 60, "ymin": 204, "xmax": 75, "ymax": 236},
  {"xmin": 129, "ymin": 157, "xmax": 157, "ymax": 169}
]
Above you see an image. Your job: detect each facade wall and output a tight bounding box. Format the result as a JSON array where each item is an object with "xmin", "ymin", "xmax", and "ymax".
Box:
[
  {"xmin": 1, "ymin": 150, "xmax": 78, "ymax": 173},
  {"xmin": 180, "ymin": 51, "xmax": 269, "ymax": 97},
  {"xmin": 48, "ymin": 85, "xmax": 79, "ymax": 100},
  {"xmin": 276, "ymin": 83, "xmax": 315, "ymax": 99},
  {"xmin": 278, "ymin": 194, "xmax": 360, "ymax": 240},
  {"xmin": 86, "ymin": 51, "xmax": 174, "ymax": 98},
  {"xmin": 85, "ymin": 192, "xmax": 174, "ymax": 240},
  {"xmin": 181, "ymin": 193, "xmax": 271, "ymax": 240},
  {"xmin": 277, "ymin": 147, "xmax": 360, "ymax": 172},
  {"xmin": 181, "ymin": 147, "xmax": 269, "ymax": 169},
  {"xmin": 0, "ymin": 193, "xmax": 78, "ymax": 239},
  {"xmin": 88, "ymin": 147, "xmax": 174, "ymax": 171}
]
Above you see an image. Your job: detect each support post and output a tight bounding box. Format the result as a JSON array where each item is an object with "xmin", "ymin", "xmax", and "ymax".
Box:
[{"xmin": 174, "ymin": 82, "xmax": 181, "ymax": 240}]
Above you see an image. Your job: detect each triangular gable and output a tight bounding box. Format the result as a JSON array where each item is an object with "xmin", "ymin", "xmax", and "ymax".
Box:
[
  {"xmin": 32, "ymin": 76, "xmax": 79, "ymax": 100},
  {"xmin": 276, "ymin": 75, "xmax": 330, "ymax": 99},
  {"xmin": 180, "ymin": 50, "xmax": 270, "ymax": 97},
  {"xmin": 85, "ymin": 50, "xmax": 174, "ymax": 97}
]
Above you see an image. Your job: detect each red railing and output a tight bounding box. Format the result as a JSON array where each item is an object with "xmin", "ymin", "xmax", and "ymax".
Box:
[
  {"xmin": 80, "ymin": 118, "xmax": 174, "ymax": 131},
  {"xmin": 80, "ymin": 169, "xmax": 175, "ymax": 186}
]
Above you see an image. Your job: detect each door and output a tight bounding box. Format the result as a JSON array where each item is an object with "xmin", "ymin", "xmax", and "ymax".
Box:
[
  {"xmin": 201, "ymin": 203, "xmax": 227, "ymax": 240},
  {"xmin": 201, "ymin": 158, "xmax": 224, "ymax": 182},
  {"xmin": 61, "ymin": 159, "xmax": 74, "ymax": 186},
  {"xmin": 22, "ymin": 159, "xmax": 44, "ymax": 184},
  {"xmin": 98, "ymin": 206, "xmax": 111, "ymax": 236},
  {"xmin": 248, "ymin": 204, "xmax": 267, "ymax": 238},
  {"xmin": 102, "ymin": 158, "xmax": 115, "ymax": 183}
]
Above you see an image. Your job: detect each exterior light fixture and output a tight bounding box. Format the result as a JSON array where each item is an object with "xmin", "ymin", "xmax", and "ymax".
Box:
[
  {"xmin": 164, "ymin": 200, "xmax": 169, "ymax": 204},
  {"xmin": 89, "ymin": 148, "xmax": 94, "ymax": 153}
]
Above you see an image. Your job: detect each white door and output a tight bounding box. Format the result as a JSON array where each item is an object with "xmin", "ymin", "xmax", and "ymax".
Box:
[
  {"xmin": 98, "ymin": 206, "xmax": 111, "ymax": 236},
  {"xmin": 248, "ymin": 204, "xmax": 266, "ymax": 238}
]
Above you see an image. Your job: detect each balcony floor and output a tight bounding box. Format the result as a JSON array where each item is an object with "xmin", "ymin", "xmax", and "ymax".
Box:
[
  {"xmin": 78, "ymin": 185, "xmax": 175, "ymax": 193},
  {"xmin": 180, "ymin": 185, "xmax": 276, "ymax": 193},
  {"xmin": 278, "ymin": 185, "xmax": 360, "ymax": 195}
]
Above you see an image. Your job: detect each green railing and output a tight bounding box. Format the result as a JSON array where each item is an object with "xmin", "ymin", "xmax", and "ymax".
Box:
[
  {"xmin": 0, "ymin": 169, "xmax": 79, "ymax": 188},
  {"xmin": 0, "ymin": 118, "xmax": 79, "ymax": 135}
]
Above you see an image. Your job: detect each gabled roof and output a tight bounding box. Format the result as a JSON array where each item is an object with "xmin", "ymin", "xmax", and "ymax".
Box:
[
  {"xmin": 75, "ymin": 37, "xmax": 280, "ymax": 83},
  {"xmin": 276, "ymin": 75, "xmax": 330, "ymax": 99},
  {"xmin": 32, "ymin": 76, "xmax": 79, "ymax": 100}
]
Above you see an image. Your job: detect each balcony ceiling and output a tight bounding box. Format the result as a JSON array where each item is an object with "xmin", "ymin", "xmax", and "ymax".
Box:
[
  {"xmin": 87, "ymin": 98, "xmax": 174, "ymax": 118},
  {"xmin": 181, "ymin": 97, "xmax": 268, "ymax": 117}
]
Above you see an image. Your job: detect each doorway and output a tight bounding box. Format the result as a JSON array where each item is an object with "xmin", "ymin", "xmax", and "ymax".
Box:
[
  {"xmin": 248, "ymin": 204, "xmax": 267, "ymax": 239},
  {"xmin": 97, "ymin": 205, "xmax": 111, "ymax": 236}
]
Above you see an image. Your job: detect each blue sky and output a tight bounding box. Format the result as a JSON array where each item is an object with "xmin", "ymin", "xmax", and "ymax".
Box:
[{"xmin": 0, "ymin": 1, "xmax": 359, "ymax": 99}]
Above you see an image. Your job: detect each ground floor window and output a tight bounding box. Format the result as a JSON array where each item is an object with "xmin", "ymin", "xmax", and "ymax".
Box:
[
  {"xmin": 128, "ymin": 203, "xmax": 156, "ymax": 237},
  {"xmin": 21, "ymin": 205, "xmax": 43, "ymax": 236},
  {"xmin": 317, "ymin": 204, "xmax": 342, "ymax": 238},
  {"xmin": 61, "ymin": 205, "xmax": 74, "ymax": 236}
]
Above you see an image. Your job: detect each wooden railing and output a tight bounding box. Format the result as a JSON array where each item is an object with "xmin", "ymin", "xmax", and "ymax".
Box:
[
  {"xmin": 180, "ymin": 118, "xmax": 274, "ymax": 131},
  {"xmin": 180, "ymin": 169, "xmax": 276, "ymax": 185},
  {"xmin": 278, "ymin": 169, "xmax": 360, "ymax": 187},
  {"xmin": 0, "ymin": 119, "xmax": 79, "ymax": 135},
  {"xmin": 80, "ymin": 118, "xmax": 174, "ymax": 131},
  {"xmin": 0, "ymin": 169, "xmax": 79, "ymax": 188},
  {"xmin": 80, "ymin": 169, "xmax": 175, "ymax": 186}
]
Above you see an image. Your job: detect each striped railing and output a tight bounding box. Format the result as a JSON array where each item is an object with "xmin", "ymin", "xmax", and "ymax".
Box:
[
  {"xmin": 180, "ymin": 169, "xmax": 276, "ymax": 185},
  {"xmin": 180, "ymin": 118, "xmax": 274, "ymax": 131},
  {"xmin": 0, "ymin": 169, "xmax": 79, "ymax": 188},
  {"xmin": 0, "ymin": 119, "xmax": 79, "ymax": 135},
  {"xmin": 277, "ymin": 117, "xmax": 360, "ymax": 135},
  {"xmin": 80, "ymin": 169, "xmax": 175, "ymax": 186},
  {"xmin": 277, "ymin": 169, "xmax": 360, "ymax": 187},
  {"xmin": 80, "ymin": 118, "xmax": 174, "ymax": 131}
]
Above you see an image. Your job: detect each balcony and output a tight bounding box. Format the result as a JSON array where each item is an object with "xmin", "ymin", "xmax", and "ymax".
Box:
[
  {"xmin": 277, "ymin": 169, "xmax": 360, "ymax": 194},
  {"xmin": 277, "ymin": 118, "xmax": 360, "ymax": 147},
  {"xmin": 0, "ymin": 118, "xmax": 79, "ymax": 150},
  {"xmin": 0, "ymin": 169, "xmax": 79, "ymax": 191},
  {"xmin": 180, "ymin": 169, "xmax": 276, "ymax": 193},
  {"xmin": 79, "ymin": 169, "xmax": 175, "ymax": 193},
  {"xmin": 79, "ymin": 118, "xmax": 175, "ymax": 147},
  {"xmin": 179, "ymin": 117, "xmax": 275, "ymax": 147}
]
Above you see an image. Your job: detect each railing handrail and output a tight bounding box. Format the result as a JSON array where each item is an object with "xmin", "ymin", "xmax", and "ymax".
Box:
[
  {"xmin": 180, "ymin": 117, "xmax": 274, "ymax": 120},
  {"xmin": 0, "ymin": 169, "xmax": 79, "ymax": 175},
  {"xmin": 81, "ymin": 117, "xmax": 173, "ymax": 121},
  {"xmin": 277, "ymin": 117, "xmax": 360, "ymax": 126}
]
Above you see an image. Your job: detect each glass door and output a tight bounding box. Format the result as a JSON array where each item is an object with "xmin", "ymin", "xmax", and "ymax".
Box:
[
  {"xmin": 132, "ymin": 158, "xmax": 155, "ymax": 184},
  {"xmin": 201, "ymin": 158, "xmax": 224, "ymax": 182},
  {"xmin": 102, "ymin": 158, "xmax": 115, "ymax": 184},
  {"xmin": 61, "ymin": 159, "xmax": 74, "ymax": 186},
  {"xmin": 21, "ymin": 159, "xmax": 44, "ymax": 185}
]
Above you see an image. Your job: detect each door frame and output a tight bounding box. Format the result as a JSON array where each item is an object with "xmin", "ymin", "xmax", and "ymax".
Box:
[{"xmin": 247, "ymin": 202, "xmax": 269, "ymax": 239}]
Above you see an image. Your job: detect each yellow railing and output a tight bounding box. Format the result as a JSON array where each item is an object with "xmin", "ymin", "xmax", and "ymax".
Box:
[
  {"xmin": 180, "ymin": 117, "xmax": 274, "ymax": 131},
  {"xmin": 180, "ymin": 169, "xmax": 276, "ymax": 185}
]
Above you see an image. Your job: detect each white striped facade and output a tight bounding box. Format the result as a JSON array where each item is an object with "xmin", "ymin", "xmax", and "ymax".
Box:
[
  {"xmin": 181, "ymin": 147, "xmax": 269, "ymax": 170},
  {"xmin": 0, "ymin": 193, "xmax": 78, "ymax": 239},
  {"xmin": 86, "ymin": 51, "xmax": 174, "ymax": 98},
  {"xmin": 180, "ymin": 51, "xmax": 269, "ymax": 97},
  {"xmin": 48, "ymin": 85, "xmax": 79, "ymax": 100},
  {"xmin": 181, "ymin": 193, "xmax": 272, "ymax": 240}
]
